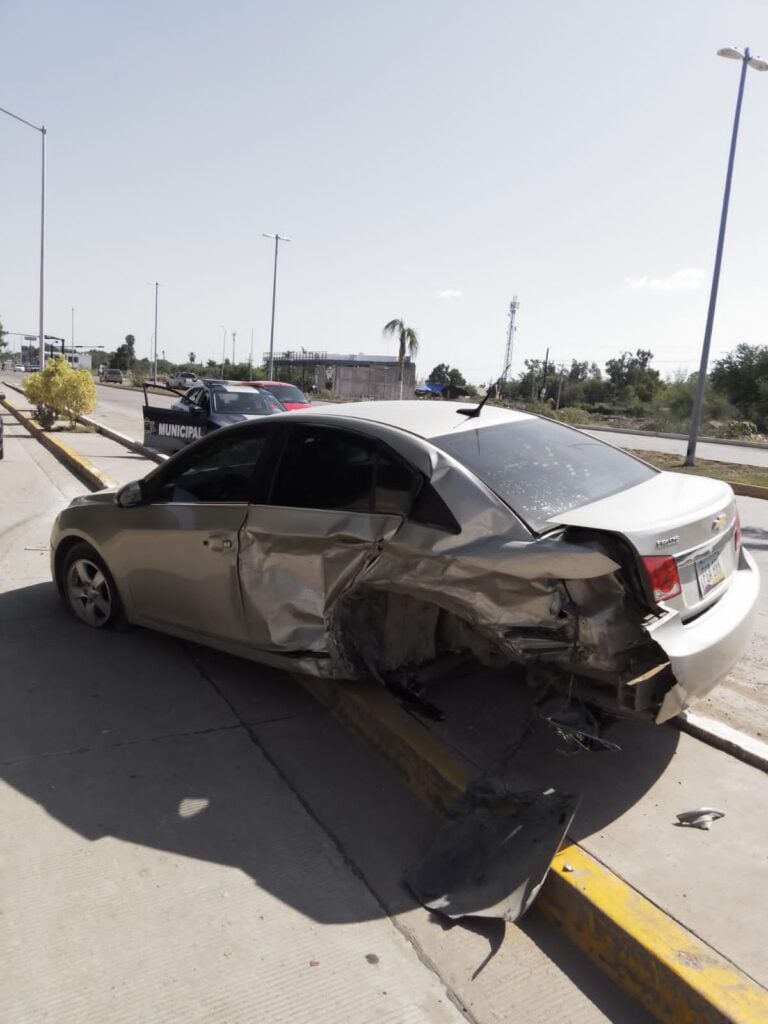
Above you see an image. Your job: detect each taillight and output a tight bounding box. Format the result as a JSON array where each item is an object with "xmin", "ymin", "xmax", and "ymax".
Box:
[
  {"xmin": 642, "ymin": 555, "xmax": 682, "ymax": 602},
  {"xmin": 734, "ymin": 513, "xmax": 741, "ymax": 552}
]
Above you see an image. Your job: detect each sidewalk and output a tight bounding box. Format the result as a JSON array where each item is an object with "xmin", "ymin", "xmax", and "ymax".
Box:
[{"xmin": 0, "ymin": 408, "xmax": 651, "ymax": 1023}]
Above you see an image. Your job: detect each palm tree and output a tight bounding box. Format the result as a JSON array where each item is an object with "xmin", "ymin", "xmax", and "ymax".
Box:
[{"xmin": 382, "ymin": 318, "xmax": 419, "ymax": 399}]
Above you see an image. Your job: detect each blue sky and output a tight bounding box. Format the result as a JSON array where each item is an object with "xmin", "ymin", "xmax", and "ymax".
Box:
[{"xmin": 1, "ymin": 1, "xmax": 768, "ymax": 383}]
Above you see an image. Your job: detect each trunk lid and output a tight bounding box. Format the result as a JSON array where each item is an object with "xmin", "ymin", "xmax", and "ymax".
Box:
[{"xmin": 548, "ymin": 471, "xmax": 739, "ymax": 617}]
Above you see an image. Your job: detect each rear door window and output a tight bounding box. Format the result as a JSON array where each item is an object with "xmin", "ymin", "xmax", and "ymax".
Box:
[
  {"xmin": 432, "ymin": 417, "xmax": 656, "ymax": 531},
  {"xmin": 270, "ymin": 426, "xmax": 376, "ymax": 511},
  {"xmin": 269, "ymin": 425, "xmax": 422, "ymax": 516}
]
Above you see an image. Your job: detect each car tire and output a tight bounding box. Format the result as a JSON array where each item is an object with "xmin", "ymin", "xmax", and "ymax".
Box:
[{"xmin": 61, "ymin": 542, "xmax": 124, "ymax": 629}]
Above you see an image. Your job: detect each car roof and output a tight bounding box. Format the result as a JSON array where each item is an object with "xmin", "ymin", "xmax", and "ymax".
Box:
[
  {"xmin": 297, "ymin": 400, "xmax": 533, "ymax": 439},
  {"xmin": 252, "ymin": 380, "xmax": 298, "ymax": 387},
  {"xmin": 205, "ymin": 383, "xmax": 264, "ymax": 394}
]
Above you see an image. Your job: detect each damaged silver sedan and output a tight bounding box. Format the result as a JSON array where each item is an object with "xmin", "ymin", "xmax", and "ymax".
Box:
[{"xmin": 50, "ymin": 402, "xmax": 759, "ymax": 724}]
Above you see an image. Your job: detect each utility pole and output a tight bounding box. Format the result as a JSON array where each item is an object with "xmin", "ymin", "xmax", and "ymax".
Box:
[
  {"xmin": 685, "ymin": 45, "xmax": 767, "ymax": 465},
  {"xmin": 541, "ymin": 347, "xmax": 550, "ymax": 400},
  {"xmin": 232, "ymin": 330, "xmax": 236, "ymax": 368},
  {"xmin": 71, "ymin": 307, "xmax": 75, "ymax": 351},
  {"xmin": 262, "ymin": 232, "xmax": 291, "ymax": 379},
  {"xmin": 249, "ymin": 327, "xmax": 254, "ymax": 380},
  {"xmin": 149, "ymin": 281, "xmax": 160, "ymax": 382}
]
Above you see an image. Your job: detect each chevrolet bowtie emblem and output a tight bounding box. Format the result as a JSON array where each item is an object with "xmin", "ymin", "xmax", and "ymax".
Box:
[{"xmin": 712, "ymin": 514, "xmax": 727, "ymax": 532}]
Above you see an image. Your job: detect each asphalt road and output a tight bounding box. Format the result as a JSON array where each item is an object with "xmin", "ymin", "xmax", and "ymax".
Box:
[{"xmin": 584, "ymin": 428, "xmax": 768, "ymax": 468}]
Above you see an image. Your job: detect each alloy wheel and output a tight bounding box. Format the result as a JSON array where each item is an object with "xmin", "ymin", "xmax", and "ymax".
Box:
[{"xmin": 66, "ymin": 557, "xmax": 113, "ymax": 627}]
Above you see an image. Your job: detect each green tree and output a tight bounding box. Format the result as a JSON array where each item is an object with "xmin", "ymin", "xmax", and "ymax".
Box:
[
  {"xmin": 382, "ymin": 318, "xmax": 419, "ymax": 399},
  {"xmin": 111, "ymin": 334, "xmax": 137, "ymax": 372},
  {"xmin": 710, "ymin": 343, "xmax": 768, "ymax": 426},
  {"xmin": 188, "ymin": 351, "xmax": 196, "ymax": 364},
  {"xmin": 605, "ymin": 349, "xmax": 661, "ymax": 404},
  {"xmin": 0, "ymin": 316, "xmax": 7, "ymax": 360},
  {"xmin": 427, "ymin": 362, "xmax": 451, "ymax": 385},
  {"xmin": 448, "ymin": 367, "xmax": 467, "ymax": 388}
]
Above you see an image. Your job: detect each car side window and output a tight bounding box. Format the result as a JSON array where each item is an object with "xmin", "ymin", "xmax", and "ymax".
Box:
[
  {"xmin": 270, "ymin": 426, "xmax": 376, "ymax": 512},
  {"xmin": 268, "ymin": 425, "xmax": 428, "ymax": 518},
  {"xmin": 152, "ymin": 430, "xmax": 270, "ymax": 504}
]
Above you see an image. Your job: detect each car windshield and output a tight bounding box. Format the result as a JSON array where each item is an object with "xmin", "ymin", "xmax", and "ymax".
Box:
[
  {"xmin": 211, "ymin": 390, "xmax": 280, "ymax": 415},
  {"xmin": 263, "ymin": 383, "xmax": 307, "ymax": 404},
  {"xmin": 432, "ymin": 417, "xmax": 657, "ymax": 532}
]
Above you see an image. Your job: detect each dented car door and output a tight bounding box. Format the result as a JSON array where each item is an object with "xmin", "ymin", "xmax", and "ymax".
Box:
[{"xmin": 239, "ymin": 424, "xmax": 410, "ymax": 654}]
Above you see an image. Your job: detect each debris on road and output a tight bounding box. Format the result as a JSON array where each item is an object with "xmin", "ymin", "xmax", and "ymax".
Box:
[
  {"xmin": 675, "ymin": 808, "xmax": 725, "ymax": 830},
  {"xmin": 405, "ymin": 786, "xmax": 579, "ymax": 922}
]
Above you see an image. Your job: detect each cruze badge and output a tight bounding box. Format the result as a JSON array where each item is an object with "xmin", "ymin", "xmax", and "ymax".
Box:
[
  {"xmin": 655, "ymin": 535, "xmax": 679, "ymax": 548},
  {"xmin": 712, "ymin": 514, "xmax": 727, "ymax": 532}
]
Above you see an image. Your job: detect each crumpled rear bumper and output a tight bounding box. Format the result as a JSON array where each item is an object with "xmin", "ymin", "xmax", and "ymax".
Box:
[{"xmin": 651, "ymin": 547, "xmax": 760, "ymax": 723}]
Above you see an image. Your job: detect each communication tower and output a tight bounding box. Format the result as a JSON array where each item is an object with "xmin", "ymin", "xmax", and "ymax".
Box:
[{"xmin": 501, "ymin": 296, "xmax": 519, "ymax": 382}]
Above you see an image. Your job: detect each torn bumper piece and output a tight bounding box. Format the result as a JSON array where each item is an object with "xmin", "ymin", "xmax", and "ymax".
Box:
[{"xmin": 405, "ymin": 788, "xmax": 580, "ymax": 922}]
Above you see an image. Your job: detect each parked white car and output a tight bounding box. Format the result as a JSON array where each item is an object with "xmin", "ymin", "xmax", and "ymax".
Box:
[{"xmin": 166, "ymin": 371, "xmax": 201, "ymax": 389}]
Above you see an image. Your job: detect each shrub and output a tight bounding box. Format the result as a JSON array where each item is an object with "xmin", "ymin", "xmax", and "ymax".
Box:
[
  {"xmin": 722, "ymin": 420, "xmax": 759, "ymax": 440},
  {"xmin": 23, "ymin": 356, "xmax": 97, "ymax": 428},
  {"xmin": 554, "ymin": 406, "xmax": 592, "ymax": 425},
  {"xmin": 56, "ymin": 370, "xmax": 97, "ymax": 425}
]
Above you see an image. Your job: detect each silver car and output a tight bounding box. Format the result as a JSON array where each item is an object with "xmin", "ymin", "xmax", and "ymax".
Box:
[{"xmin": 50, "ymin": 402, "xmax": 759, "ymax": 724}]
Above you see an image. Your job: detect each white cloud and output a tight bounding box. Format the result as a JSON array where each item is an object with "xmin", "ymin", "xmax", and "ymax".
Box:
[
  {"xmin": 624, "ymin": 268, "xmax": 707, "ymax": 292},
  {"xmin": 435, "ymin": 288, "xmax": 463, "ymax": 299}
]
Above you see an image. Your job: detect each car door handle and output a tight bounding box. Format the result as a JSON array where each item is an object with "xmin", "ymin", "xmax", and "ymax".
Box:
[{"xmin": 203, "ymin": 535, "xmax": 233, "ymax": 552}]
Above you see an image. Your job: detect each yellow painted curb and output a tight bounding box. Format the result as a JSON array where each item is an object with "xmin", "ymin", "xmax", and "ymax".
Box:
[
  {"xmin": 296, "ymin": 675, "xmax": 768, "ymax": 1024},
  {"xmin": 1, "ymin": 395, "xmax": 118, "ymax": 492}
]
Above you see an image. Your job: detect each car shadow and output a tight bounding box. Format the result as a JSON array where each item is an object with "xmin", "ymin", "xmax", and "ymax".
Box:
[
  {"xmin": 0, "ymin": 581, "xmax": 677, "ymax": 927},
  {"xmin": 416, "ymin": 667, "xmax": 680, "ymax": 845}
]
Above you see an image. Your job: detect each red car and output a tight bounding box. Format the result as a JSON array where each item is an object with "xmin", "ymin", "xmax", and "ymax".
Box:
[{"xmin": 242, "ymin": 380, "xmax": 311, "ymax": 410}]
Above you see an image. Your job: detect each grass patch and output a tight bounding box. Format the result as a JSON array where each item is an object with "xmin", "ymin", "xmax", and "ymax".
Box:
[{"xmin": 629, "ymin": 449, "xmax": 768, "ymax": 489}]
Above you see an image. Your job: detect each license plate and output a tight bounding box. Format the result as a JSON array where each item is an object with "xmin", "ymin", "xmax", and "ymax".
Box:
[{"xmin": 695, "ymin": 551, "xmax": 725, "ymax": 597}]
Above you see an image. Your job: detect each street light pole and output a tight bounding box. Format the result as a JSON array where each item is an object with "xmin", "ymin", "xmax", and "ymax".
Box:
[
  {"xmin": 685, "ymin": 46, "xmax": 768, "ymax": 465},
  {"xmin": 262, "ymin": 232, "xmax": 291, "ymax": 379},
  {"xmin": 0, "ymin": 106, "xmax": 46, "ymax": 370},
  {"xmin": 220, "ymin": 326, "xmax": 227, "ymax": 378},
  {"xmin": 150, "ymin": 281, "xmax": 160, "ymax": 382}
]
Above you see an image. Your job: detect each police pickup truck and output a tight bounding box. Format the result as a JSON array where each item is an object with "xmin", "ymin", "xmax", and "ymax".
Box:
[{"xmin": 143, "ymin": 381, "xmax": 285, "ymax": 454}]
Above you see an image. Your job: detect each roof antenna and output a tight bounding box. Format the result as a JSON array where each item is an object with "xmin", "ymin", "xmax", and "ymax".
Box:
[{"xmin": 456, "ymin": 364, "xmax": 509, "ymax": 419}]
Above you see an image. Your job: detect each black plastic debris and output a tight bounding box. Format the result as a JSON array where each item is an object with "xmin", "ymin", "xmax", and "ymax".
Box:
[
  {"xmin": 537, "ymin": 695, "xmax": 621, "ymax": 754},
  {"xmin": 405, "ymin": 788, "xmax": 579, "ymax": 922}
]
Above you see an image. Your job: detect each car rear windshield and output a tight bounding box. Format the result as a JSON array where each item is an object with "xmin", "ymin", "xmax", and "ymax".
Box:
[
  {"xmin": 431, "ymin": 417, "xmax": 657, "ymax": 531},
  {"xmin": 212, "ymin": 391, "xmax": 278, "ymax": 415},
  {"xmin": 263, "ymin": 383, "xmax": 308, "ymax": 404}
]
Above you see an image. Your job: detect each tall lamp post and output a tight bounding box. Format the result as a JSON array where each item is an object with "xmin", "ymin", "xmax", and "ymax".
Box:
[
  {"xmin": 148, "ymin": 281, "xmax": 161, "ymax": 382},
  {"xmin": 685, "ymin": 46, "xmax": 768, "ymax": 466},
  {"xmin": 262, "ymin": 232, "xmax": 291, "ymax": 379},
  {"xmin": 0, "ymin": 105, "xmax": 46, "ymax": 370}
]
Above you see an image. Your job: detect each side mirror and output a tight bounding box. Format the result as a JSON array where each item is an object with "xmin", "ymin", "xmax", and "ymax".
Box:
[
  {"xmin": 115, "ymin": 480, "xmax": 145, "ymax": 508},
  {"xmin": 191, "ymin": 405, "xmax": 206, "ymax": 416},
  {"xmin": 0, "ymin": 393, "xmax": 5, "ymax": 401}
]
